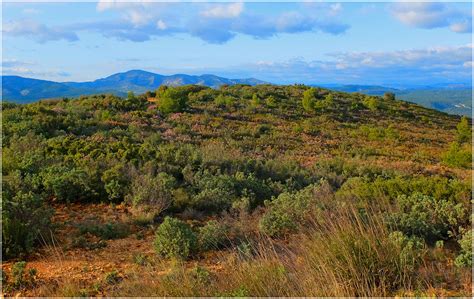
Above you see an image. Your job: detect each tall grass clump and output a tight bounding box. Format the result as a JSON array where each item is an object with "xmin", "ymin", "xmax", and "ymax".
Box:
[{"xmin": 285, "ymin": 203, "xmax": 426, "ymax": 296}]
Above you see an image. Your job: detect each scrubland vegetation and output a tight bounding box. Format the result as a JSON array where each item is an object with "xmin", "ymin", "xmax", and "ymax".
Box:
[{"xmin": 1, "ymin": 84, "xmax": 472, "ymax": 296}]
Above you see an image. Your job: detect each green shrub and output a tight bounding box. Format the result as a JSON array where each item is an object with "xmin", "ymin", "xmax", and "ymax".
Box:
[
  {"xmin": 388, "ymin": 192, "xmax": 466, "ymax": 242},
  {"xmin": 250, "ymin": 93, "xmax": 262, "ymax": 107},
  {"xmin": 42, "ymin": 165, "xmax": 99, "ymax": 202},
  {"xmin": 191, "ymin": 172, "xmax": 237, "ymax": 212},
  {"xmin": 388, "ymin": 231, "xmax": 425, "ymax": 272},
  {"xmin": 2, "ymin": 191, "xmax": 53, "ymax": 259},
  {"xmin": 336, "ymin": 175, "xmax": 470, "ymax": 207},
  {"xmin": 127, "ymin": 172, "xmax": 176, "ymax": 216},
  {"xmin": 442, "ymin": 142, "xmax": 471, "ymax": 168},
  {"xmin": 12, "ymin": 261, "xmax": 27, "ymax": 287},
  {"xmin": 362, "ymin": 96, "xmax": 379, "ymax": 111},
  {"xmin": 11, "ymin": 261, "xmax": 37, "ymax": 288},
  {"xmin": 104, "ymin": 270, "xmax": 121, "ymax": 284},
  {"xmin": 454, "ymin": 229, "xmax": 472, "ymax": 268},
  {"xmin": 101, "ymin": 164, "xmax": 129, "ymax": 202},
  {"xmin": 154, "ymin": 217, "xmax": 197, "ymax": 259},
  {"xmin": 265, "ymin": 96, "xmax": 278, "ymax": 108},
  {"xmin": 259, "ymin": 183, "xmax": 326, "ymax": 237},
  {"xmin": 133, "ymin": 253, "xmax": 151, "ymax": 266},
  {"xmin": 198, "ymin": 220, "xmax": 228, "ymax": 251},
  {"xmin": 214, "ymin": 95, "xmax": 235, "ymax": 108}
]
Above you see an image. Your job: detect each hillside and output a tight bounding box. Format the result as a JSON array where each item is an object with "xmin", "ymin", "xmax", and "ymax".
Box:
[
  {"xmin": 396, "ymin": 89, "xmax": 472, "ymax": 117},
  {"xmin": 1, "ymin": 84, "xmax": 472, "ymax": 296},
  {"xmin": 1, "ymin": 70, "xmax": 266, "ymax": 103}
]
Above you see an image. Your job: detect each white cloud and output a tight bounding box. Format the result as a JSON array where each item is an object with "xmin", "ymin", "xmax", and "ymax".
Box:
[
  {"xmin": 156, "ymin": 19, "xmax": 167, "ymax": 30},
  {"xmin": 2, "ymin": 58, "xmax": 34, "ymax": 68},
  {"xmin": 329, "ymin": 3, "xmax": 342, "ymax": 16},
  {"xmin": 391, "ymin": 2, "xmax": 472, "ymax": 33},
  {"xmin": 22, "ymin": 8, "xmax": 41, "ymax": 15},
  {"xmin": 2, "ymin": 59, "xmax": 70, "ymax": 78},
  {"xmin": 3, "ymin": 20, "xmax": 78, "ymax": 43},
  {"xmin": 450, "ymin": 20, "xmax": 471, "ymax": 33},
  {"xmin": 201, "ymin": 2, "xmax": 244, "ymax": 19}
]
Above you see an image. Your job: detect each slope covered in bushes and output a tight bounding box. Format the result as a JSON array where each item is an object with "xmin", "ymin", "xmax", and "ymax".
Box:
[{"xmin": 1, "ymin": 84, "xmax": 472, "ymax": 296}]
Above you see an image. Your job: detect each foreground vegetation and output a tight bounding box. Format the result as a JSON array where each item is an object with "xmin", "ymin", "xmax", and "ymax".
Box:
[{"xmin": 1, "ymin": 84, "xmax": 472, "ymax": 296}]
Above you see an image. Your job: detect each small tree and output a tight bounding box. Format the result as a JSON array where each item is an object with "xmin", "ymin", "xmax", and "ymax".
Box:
[
  {"xmin": 302, "ymin": 88, "xmax": 317, "ymax": 112},
  {"xmin": 383, "ymin": 92, "xmax": 395, "ymax": 101},
  {"xmin": 265, "ymin": 95, "xmax": 277, "ymax": 108},
  {"xmin": 324, "ymin": 93, "xmax": 334, "ymax": 107},
  {"xmin": 363, "ymin": 96, "xmax": 379, "ymax": 111},
  {"xmin": 456, "ymin": 116, "xmax": 471, "ymax": 144},
  {"xmin": 157, "ymin": 87, "xmax": 188, "ymax": 114},
  {"xmin": 251, "ymin": 93, "xmax": 262, "ymax": 107}
]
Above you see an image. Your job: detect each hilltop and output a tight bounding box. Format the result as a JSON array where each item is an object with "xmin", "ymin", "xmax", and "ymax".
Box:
[{"xmin": 1, "ymin": 84, "xmax": 472, "ymax": 296}]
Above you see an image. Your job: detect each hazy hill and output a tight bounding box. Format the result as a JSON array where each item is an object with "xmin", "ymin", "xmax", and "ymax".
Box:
[
  {"xmin": 318, "ymin": 84, "xmax": 400, "ymax": 95},
  {"xmin": 1, "ymin": 70, "xmax": 266, "ymax": 103}
]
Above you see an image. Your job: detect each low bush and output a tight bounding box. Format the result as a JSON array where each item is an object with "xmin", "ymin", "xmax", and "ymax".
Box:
[
  {"xmin": 133, "ymin": 253, "xmax": 151, "ymax": 266},
  {"xmin": 198, "ymin": 220, "xmax": 229, "ymax": 251},
  {"xmin": 259, "ymin": 183, "xmax": 329, "ymax": 237},
  {"xmin": 104, "ymin": 270, "xmax": 121, "ymax": 285},
  {"xmin": 41, "ymin": 165, "xmax": 99, "ymax": 202},
  {"xmin": 11, "ymin": 261, "xmax": 37, "ymax": 289},
  {"xmin": 154, "ymin": 217, "xmax": 197, "ymax": 259},
  {"xmin": 127, "ymin": 172, "xmax": 176, "ymax": 217},
  {"xmin": 77, "ymin": 221, "xmax": 130, "ymax": 240},
  {"xmin": 454, "ymin": 229, "xmax": 472, "ymax": 268},
  {"xmin": 388, "ymin": 192, "xmax": 466, "ymax": 242},
  {"xmin": 2, "ymin": 191, "xmax": 53, "ymax": 259}
]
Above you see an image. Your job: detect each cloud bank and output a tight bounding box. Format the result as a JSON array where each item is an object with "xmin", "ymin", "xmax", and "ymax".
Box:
[
  {"xmin": 212, "ymin": 44, "xmax": 472, "ymax": 86},
  {"xmin": 3, "ymin": 2, "xmax": 350, "ymax": 44}
]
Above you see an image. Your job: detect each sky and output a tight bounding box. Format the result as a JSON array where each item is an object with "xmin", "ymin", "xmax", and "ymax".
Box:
[{"xmin": 2, "ymin": 1, "xmax": 473, "ymax": 87}]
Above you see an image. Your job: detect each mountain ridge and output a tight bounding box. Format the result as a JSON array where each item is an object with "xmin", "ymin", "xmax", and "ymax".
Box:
[
  {"xmin": 1, "ymin": 70, "xmax": 267, "ymax": 103},
  {"xmin": 2, "ymin": 71, "xmax": 471, "ymax": 116}
]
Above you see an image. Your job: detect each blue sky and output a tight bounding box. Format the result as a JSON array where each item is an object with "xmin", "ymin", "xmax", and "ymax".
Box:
[{"xmin": 2, "ymin": 1, "xmax": 472, "ymax": 87}]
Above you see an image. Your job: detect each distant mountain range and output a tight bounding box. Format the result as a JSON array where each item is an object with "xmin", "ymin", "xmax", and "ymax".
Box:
[
  {"xmin": 1, "ymin": 70, "xmax": 471, "ymax": 116},
  {"xmin": 1, "ymin": 70, "xmax": 266, "ymax": 103},
  {"xmin": 317, "ymin": 84, "xmax": 472, "ymax": 117}
]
